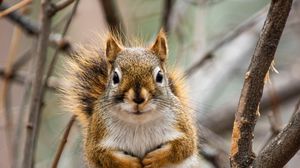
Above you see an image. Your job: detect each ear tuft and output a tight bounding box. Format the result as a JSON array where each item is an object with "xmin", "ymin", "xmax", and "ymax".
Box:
[
  {"xmin": 106, "ymin": 36, "xmax": 122, "ymax": 64},
  {"xmin": 150, "ymin": 29, "xmax": 168, "ymax": 62}
]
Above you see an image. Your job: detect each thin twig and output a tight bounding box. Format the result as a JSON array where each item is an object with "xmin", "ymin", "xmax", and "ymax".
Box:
[
  {"xmin": 0, "ymin": 0, "xmax": 31, "ymax": 18},
  {"xmin": 0, "ymin": 2, "xmax": 72, "ymax": 52},
  {"xmin": 47, "ymin": 1, "xmax": 80, "ymax": 165},
  {"xmin": 198, "ymin": 125, "xmax": 230, "ymax": 167},
  {"xmin": 51, "ymin": 115, "xmax": 76, "ymax": 168},
  {"xmin": 0, "ymin": 11, "xmax": 24, "ymax": 166},
  {"xmin": 201, "ymin": 80, "xmax": 300, "ymax": 134},
  {"xmin": 49, "ymin": 0, "xmax": 75, "ymax": 16},
  {"xmin": 230, "ymin": 0, "xmax": 293, "ymax": 167},
  {"xmin": 12, "ymin": 41, "xmax": 37, "ymax": 168},
  {"xmin": 22, "ymin": 0, "xmax": 53, "ymax": 167},
  {"xmin": 184, "ymin": 5, "xmax": 269, "ymax": 77},
  {"xmin": 253, "ymin": 99, "xmax": 300, "ymax": 168}
]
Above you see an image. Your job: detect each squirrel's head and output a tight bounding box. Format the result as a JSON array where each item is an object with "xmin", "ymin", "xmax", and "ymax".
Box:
[{"xmin": 102, "ymin": 30, "xmax": 177, "ymax": 124}]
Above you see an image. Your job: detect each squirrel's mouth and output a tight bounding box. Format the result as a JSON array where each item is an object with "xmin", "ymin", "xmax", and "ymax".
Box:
[{"xmin": 132, "ymin": 111, "xmax": 143, "ymax": 115}]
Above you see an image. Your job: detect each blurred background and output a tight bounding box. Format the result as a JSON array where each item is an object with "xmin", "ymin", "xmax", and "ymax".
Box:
[{"xmin": 1, "ymin": 0, "xmax": 300, "ymax": 168}]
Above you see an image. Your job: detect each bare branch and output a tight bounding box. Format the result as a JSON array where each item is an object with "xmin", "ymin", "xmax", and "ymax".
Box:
[
  {"xmin": 49, "ymin": 0, "xmax": 75, "ymax": 16},
  {"xmin": 99, "ymin": 0, "xmax": 125, "ymax": 38},
  {"xmin": 22, "ymin": 0, "xmax": 53, "ymax": 167},
  {"xmin": 253, "ymin": 99, "xmax": 300, "ymax": 168},
  {"xmin": 162, "ymin": 0, "xmax": 175, "ymax": 32},
  {"xmin": 184, "ymin": 5, "xmax": 268, "ymax": 77},
  {"xmin": 230, "ymin": 0, "xmax": 293, "ymax": 167},
  {"xmin": 0, "ymin": 2, "xmax": 38, "ymax": 35},
  {"xmin": 51, "ymin": 116, "xmax": 76, "ymax": 168},
  {"xmin": 198, "ymin": 125, "xmax": 230, "ymax": 168},
  {"xmin": 201, "ymin": 80, "xmax": 300, "ymax": 134},
  {"xmin": 0, "ymin": 2, "xmax": 72, "ymax": 52},
  {"xmin": 0, "ymin": 0, "xmax": 31, "ymax": 18}
]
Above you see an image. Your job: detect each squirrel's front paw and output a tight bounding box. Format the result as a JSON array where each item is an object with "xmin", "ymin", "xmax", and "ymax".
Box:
[
  {"xmin": 113, "ymin": 151, "xmax": 142, "ymax": 168},
  {"xmin": 142, "ymin": 144, "xmax": 171, "ymax": 168}
]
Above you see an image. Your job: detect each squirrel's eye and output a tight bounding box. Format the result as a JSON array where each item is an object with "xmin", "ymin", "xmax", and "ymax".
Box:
[
  {"xmin": 156, "ymin": 70, "xmax": 163, "ymax": 83},
  {"xmin": 113, "ymin": 71, "xmax": 120, "ymax": 84}
]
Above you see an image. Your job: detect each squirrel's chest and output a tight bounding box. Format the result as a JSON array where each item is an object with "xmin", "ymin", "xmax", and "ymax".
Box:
[{"xmin": 100, "ymin": 120, "xmax": 182, "ymax": 158}]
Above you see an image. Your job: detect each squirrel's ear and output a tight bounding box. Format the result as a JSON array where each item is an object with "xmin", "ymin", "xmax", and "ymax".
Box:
[
  {"xmin": 150, "ymin": 29, "xmax": 168, "ymax": 62},
  {"xmin": 106, "ymin": 36, "xmax": 122, "ymax": 64}
]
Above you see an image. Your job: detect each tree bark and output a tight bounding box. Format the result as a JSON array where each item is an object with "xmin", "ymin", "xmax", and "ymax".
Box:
[{"xmin": 230, "ymin": 0, "xmax": 293, "ymax": 167}]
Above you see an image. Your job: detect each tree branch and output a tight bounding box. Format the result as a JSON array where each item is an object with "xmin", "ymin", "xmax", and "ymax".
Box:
[
  {"xmin": 51, "ymin": 116, "xmax": 76, "ymax": 168},
  {"xmin": 0, "ymin": 2, "xmax": 72, "ymax": 52},
  {"xmin": 253, "ymin": 99, "xmax": 300, "ymax": 168},
  {"xmin": 184, "ymin": 5, "xmax": 268, "ymax": 77},
  {"xmin": 230, "ymin": 0, "xmax": 293, "ymax": 167},
  {"xmin": 161, "ymin": 0, "xmax": 175, "ymax": 33},
  {"xmin": 201, "ymin": 80, "xmax": 300, "ymax": 134},
  {"xmin": 48, "ymin": 0, "xmax": 75, "ymax": 16},
  {"xmin": 0, "ymin": 0, "xmax": 31, "ymax": 18},
  {"xmin": 99, "ymin": 0, "xmax": 125, "ymax": 38},
  {"xmin": 22, "ymin": 0, "xmax": 53, "ymax": 167}
]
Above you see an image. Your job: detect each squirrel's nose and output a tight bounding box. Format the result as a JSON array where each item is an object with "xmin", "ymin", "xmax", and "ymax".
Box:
[{"xmin": 133, "ymin": 97, "xmax": 145, "ymax": 104}]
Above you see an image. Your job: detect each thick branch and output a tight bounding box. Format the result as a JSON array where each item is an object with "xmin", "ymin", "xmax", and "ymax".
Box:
[
  {"xmin": 99, "ymin": 0, "xmax": 125, "ymax": 37},
  {"xmin": 22, "ymin": 0, "xmax": 52, "ymax": 167},
  {"xmin": 230, "ymin": 0, "xmax": 293, "ymax": 167},
  {"xmin": 253, "ymin": 100, "xmax": 300, "ymax": 168},
  {"xmin": 161, "ymin": 0, "xmax": 174, "ymax": 33}
]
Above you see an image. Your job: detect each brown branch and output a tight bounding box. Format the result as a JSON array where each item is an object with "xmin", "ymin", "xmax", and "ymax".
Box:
[
  {"xmin": 22, "ymin": 0, "xmax": 53, "ymax": 167},
  {"xmin": 0, "ymin": 2, "xmax": 72, "ymax": 52},
  {"xmin": 161, "ymin": 0, "xmax": 175, "ymax": 33},
  {"xmin": 230, "ymin": 0, "xmax": 293, "ymax": 167},
  {"xmin": 0, "ymin": 2, "xmax": 38, "ymax": 35},
  {"xmin": 253, "ymin": 99, "xmax": 300, "ymax": 168},
  {"xmin": 99, "ymin": 0, "xmax": 125, "ymax": 38},
  {"xmin": 201, "ymin": 80, "xmax": 300, "ymax": 134},
  {"xmin": 184, "ymin": 5, "xmax": 268, "ymax": 77},
  {"xmin": 51, "ymin": 116, "xmax": 76, "ymax": 168},
  {"xmin": 198, "ymin": 125, "xmax": 230, "ymax": 168},
  {"xmin": 0, "ymin": 0, "xmax": 31, "ymax": 18},
  {"xmin": 0, "ymin": 17, "xmax": 25, "ymax": 165},
  {"xmin": 48, "ymin": 0, "xmax": 75, "ymax": 16}
]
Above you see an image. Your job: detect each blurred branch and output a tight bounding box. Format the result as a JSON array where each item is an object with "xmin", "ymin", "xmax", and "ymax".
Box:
[
  {"xmin": 0, "ymin": 9, "xmax": 25, "ymax": 165},
  {"xmin": 48, "ymin": 0, "xmax": 75, "ymax": 16},
  {"xmin": 253, "ymin": 99, "xmax": 300, "ymax": 168},
  {"xmin": 47, "ymin": 2, "xmax": 79, "ymax": 166},
  {"xmin": 230, "ymin": 0, "xmax": 293, "ymax": 167},
  {"xmin": 0, "ymin": 0, "xmax": 31, "ymax": 18},
  {"xmin": 0, "ymin": 2, "xmax": 38, "ymax": 35},
  {"xmin": 99, "ymin": 0, "xmax": 125, "ymax": 38},
  {"xmin": 22, "ymin": 0, "xmax": 53, "ymax": 167},
  {"xmin": 184, "ymin": 5, "xmax": 268, "ymax": 77},
  {"xmin": 198, "ymin": 125, "xmax": 230, "ymax": 168},
  {"xmin": 0, "ymin": 2, "xmax": 73, "ymax": 52},
  {"xmin": 51, "ymin": 115, "xmax": 76, "ymax": 168},
  {"xmin": 201, "ymin": 79, "xmax": 300, "ymax": 134},
  {"xmin": 162, "ymin": 0, "xmax": 175, "ymax": 32}
]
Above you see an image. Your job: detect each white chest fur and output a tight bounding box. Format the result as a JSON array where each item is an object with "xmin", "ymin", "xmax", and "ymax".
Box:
[{"xmin": 100, "ymin": 115, "xmax": 182, "ymax": 158}]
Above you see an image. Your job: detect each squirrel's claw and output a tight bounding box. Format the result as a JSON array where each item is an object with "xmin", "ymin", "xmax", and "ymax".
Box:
[{"xmin": 142, "ymin": 144, "xmax": 171, "ymax": 168}]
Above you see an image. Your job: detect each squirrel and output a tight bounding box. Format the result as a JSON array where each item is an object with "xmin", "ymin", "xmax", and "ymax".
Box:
[{"xmin": 60, "ymin": 30, "xmax": 200, "ymax": 168}]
